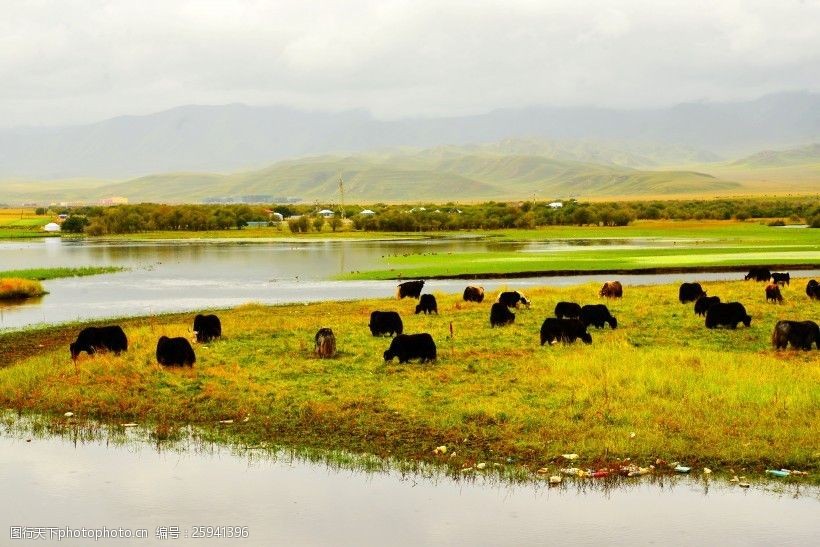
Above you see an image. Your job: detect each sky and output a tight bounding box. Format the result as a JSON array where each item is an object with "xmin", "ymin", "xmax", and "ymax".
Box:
[{"xmin": 1, "ymin": 0, "xmax": 819, "ymax": 128}]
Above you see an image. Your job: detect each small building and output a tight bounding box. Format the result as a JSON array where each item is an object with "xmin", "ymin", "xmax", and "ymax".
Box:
[
  {"xmin": 57, "ymin": 214, "xmax": 69, "ymax": 221},
  {"xmin": 43, "ymin": 222, "xmax": 61, "ymax": 232},
  {"xmin": 359, "ymin": 209, "xmax": 376, "ymax": 216},
  {"xmin": 271, "ymin": 212, "xmax": 284, "ymax": 222},
  {"xmin": 318, "ymin": 209, "xmax": 335, "ymax": 218},
  {"xmin": 548, "ymin": 201, "xmax": 563, "ymax": 209}
]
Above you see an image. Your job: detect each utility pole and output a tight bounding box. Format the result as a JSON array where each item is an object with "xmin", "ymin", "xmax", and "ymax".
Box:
[{"xmin": 338, "ymin": 174, "xmax": 345, "ymax": 220}]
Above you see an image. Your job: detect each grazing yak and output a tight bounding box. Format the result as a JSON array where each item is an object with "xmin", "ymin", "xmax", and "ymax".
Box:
[
  {"xmin": 765, "ymin": 284, "xmax": 783, "ymax": 303},
  {"xmin": 369, "ymin": 311, "xmax": 403, "ymax": 337},
  {"xmin": 463, "ymin": 286, "xmax": 485, "ymax": 303},
  {"xmin": 554, "ymin": 301, "xmax": 582, "ymax": 319},
  {"xmin": 193, "ymin": 314, "xmax": 222, "ymax": 343},
  {"xmin": 580, "ymin": 304, "xmax": 618, "ymax": 329},
  {"xmin": 772, "ymin": 320, "xmax": 820, "ymax": 350},
  {"xmin": 540, "ymin": 318, "xmax": 592, "ymax": 345},
  {"xmin": 678, "ymin": 282, "xmax": 706, "ymax": 303},
  {"xmin": 705, "ymin": 302, "xmax": 752, "ymax": 329},
  {"xmin": 490, "ymin": 302, "xmax": 515, "ymax": 327},
  {"xmin": 771, "ymin": 272, "xmax": 790, "ymax": 286},
  {"xmin": 383, "ymin": 333, "xmax": 437, "ymax": 363},
  {"xmin": 694, "ymin": 295, "xmax": 721, "ymax": 316},
  {"xmin": 396, "ymin": 280, "xmax": 425, "ymax": 299},
  {"xmin": 156, "ymin": 336, "xmax": 196, "ymax": 366},
  {"xmin": 599, "ymin": 281, "xmax": 623, "ymax": 298},
  {"xmin": 69, "ymin": 325, "xmax": 128, "ymax": 360},
  {"xmin": 497, "ymin": 290, "xmax": 530, "ymax": 308},
  {"xmin": 415, "ymin": 294, "xmax": 438, "ymax": 314},
  {"xmin": 744, "ymin": 268, "xmax": 771, "ymax": 282},
  {"xmin": 314, "ymin": 327, "xmax": 336, "ymax": 358},
  {"xmin": 806, "ymin": 280, "xmax": 820, "ymax": 300}
]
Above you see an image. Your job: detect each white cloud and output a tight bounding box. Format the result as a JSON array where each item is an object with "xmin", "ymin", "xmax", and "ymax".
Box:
[{"xmin": 0, "ymin": 0, "xmax": 818, "ymax": 127}]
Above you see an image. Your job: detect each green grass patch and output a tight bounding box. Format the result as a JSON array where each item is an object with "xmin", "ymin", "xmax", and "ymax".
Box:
[
  {"xmin": 336, "ymin": 221, "xmax": 820, "ymax": 279},
  {"xmin": 0, "ymin": 279, "xmax": 818, "ymax": 480},
  {"xmin": 0, "ymin": 266, "xmax": 124, "ymax": 281},
  {"xmin": 342, "ymin": 246, "xmax": 820, "ymax": 279}
]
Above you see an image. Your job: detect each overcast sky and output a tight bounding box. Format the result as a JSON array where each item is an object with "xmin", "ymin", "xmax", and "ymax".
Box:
[{"xmin": 1, "ymin": 0, "xmax": 818, "ymax": 128}]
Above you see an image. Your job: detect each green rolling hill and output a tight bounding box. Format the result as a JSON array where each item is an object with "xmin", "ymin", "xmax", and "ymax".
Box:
[
  {"xmin": 20, "ymin": 147, "xmax": 738, "ymax": 203},
  {"xmin": 731, "ymin": 143, "xmax": 820, "ymax": 168}
]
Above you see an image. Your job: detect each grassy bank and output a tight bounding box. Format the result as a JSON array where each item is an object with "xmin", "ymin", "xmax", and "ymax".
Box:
[
  {"xmin": 0, "ymin": 278, "xmax": 47, "ymax": 300},
  {"xmin": 0, "ymin": 266, "xmax": 124, "ymax": 281},
  {"xmin": 1, "ymin": 279, "xmax": 818, "ymax": 480},
  {"xmin": 0, "ymin": 209, "xmax": 52, "ymax": 240},
  {"xmin": 342, "ymin": 246, "xmax": 820, "ymax": 280},
  {"xmin": 337, "ymin": 221, "xmax": 820, "ymax": 279}
]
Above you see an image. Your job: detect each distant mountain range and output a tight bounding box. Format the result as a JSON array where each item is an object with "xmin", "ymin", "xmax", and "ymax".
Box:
[
  {"xmin": 1, "ymin": 91, "xmax": 818, "ymax": 180},
  {"xmin": 731, "ymin": 143, "xmax": 820, "ymax": 168},
  {"xmin": 0, "ymin": 143, "xmax": 746, "ymax": 203}
]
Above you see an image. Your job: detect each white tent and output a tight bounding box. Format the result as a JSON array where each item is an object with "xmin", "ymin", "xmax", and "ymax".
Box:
[
  {"xmin": 359, "ymin": 209, "xmax": 376, "ymax": 216},
  {"xmin": 43, "ymin": 222, "xmax": 61, "ymax": 232}
]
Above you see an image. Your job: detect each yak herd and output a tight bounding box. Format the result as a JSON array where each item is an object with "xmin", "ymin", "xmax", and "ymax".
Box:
[{"xmin": 67, "ymin": 271, "xmax": 819, "ymax": 366}]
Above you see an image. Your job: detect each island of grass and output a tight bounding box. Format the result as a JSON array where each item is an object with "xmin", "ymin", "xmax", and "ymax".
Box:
[
  {"xmin": 0, "ymin": 266, "xmax": 124, "ymax": 281},
  {"xmin": 1, "ymin": 279, "xmax": 817, "ymax": 483},
  {"xmin": 0, "ymin": 278, "xmax": 47, "ymax": 300}
]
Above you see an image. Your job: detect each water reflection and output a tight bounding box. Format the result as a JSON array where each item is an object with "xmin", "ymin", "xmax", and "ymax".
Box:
[{"xmin": 0, "ymin": 418, "xmax": 817, "ymax": 546}]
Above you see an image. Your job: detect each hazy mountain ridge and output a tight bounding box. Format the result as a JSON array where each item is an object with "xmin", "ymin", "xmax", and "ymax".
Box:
[
  {"xmin": 0, "ymin": 146, "xmax": 742, "ymax": 203},
  {"xmin": 731, "ymin": 143, "xmax": 820, "ymax": 167},
  {"xmin": 1, "ymin": 91, "xmax": 818, "ymax": 180}
]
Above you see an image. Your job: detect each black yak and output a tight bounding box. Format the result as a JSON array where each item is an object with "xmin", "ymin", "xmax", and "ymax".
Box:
[
  {"xmin": 580, "ymin": 304, "xmax": 617, "ymax": 329},
  {"xmin": 772, "ymin": 320, "xmax": 819, "ymax": 350},
  {"xmin": 497, "ymin": 291, "xmax": 530, "ymax": 308},
  {"xmin": 679, "ymin": 282, "xmax": 706, "ymax": 303},
  {"xmin": 383, "ymin": 333, "xmax": 436, "ymax": 363},
  {"xmin": 705, "ymin": 302, "xmax": 752, "ymax": 329},
  {"xmin": 193, "ymin": 314, "xmax": 222, "ymax": 343},
  {"xmin": 396, "ymin": 280, "xmax": 425, "ymax": 299},
  {"xmin": 369, "ymin": 311, "xmax": 403, "ymax": 336},
  {"xmin": 415, "ymin": 294, "xmax": 438, "ymax": 314},
  {"xmin": 156, "ymin": 336, "xmax": 196, "ymax": 366},
  {"xmin": 765, "ymin": 284, "xmax": 783, "ymax": 303},
  {"xmin": 540, "ymin": 318, "xmax": 592, "ymax": 345},
  {"xmin": 490, "ymin": 302, "xmax": 515, "ymax": 327},
  {"xmin": 69, "ymin": 326, "xmax": 128, "ymax": 360},
  {"xmin": 744, "ymin": 268, "xmax": 771, "ymax": 282},
  {"xmin": 806, "ymin": 280, "xmax": 820, "ymax": 300},
  {"xmin": 771, "ymin": 272, "xmax": 790, "ymax": 286}
]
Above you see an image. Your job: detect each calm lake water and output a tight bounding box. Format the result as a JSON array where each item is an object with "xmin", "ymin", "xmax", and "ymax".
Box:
[
  {"xmin": 0, "ymin": 431, "xmax": 817, "ymax": 546},
  {"xmin": 3, "ymin": 238, "xmax": 817, "ymax": 330}
]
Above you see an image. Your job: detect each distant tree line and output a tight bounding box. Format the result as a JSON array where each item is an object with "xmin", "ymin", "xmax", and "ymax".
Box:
[{"xmin": 51, "ymin": 196, "xmax": 819, "ymax": 235}]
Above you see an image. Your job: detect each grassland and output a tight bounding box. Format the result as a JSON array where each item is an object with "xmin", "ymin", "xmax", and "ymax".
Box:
[
  {"xmin": 1, "ymin": 279, "xmax": 817, "ymax": 482},
  {"xmin": 341, "ymin": 221, "xmax": 820, "ymax": 279},
  {"xmin": 0, "ymin": 278, "xmax": 46, "ymax": 300},
  {"xmin": 0, "ymin": 208, "xmax": 53, "ymax": 239},
  {"xmin": 0, "ymin": 267, "xmax": 124, "ymax": 281}
]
